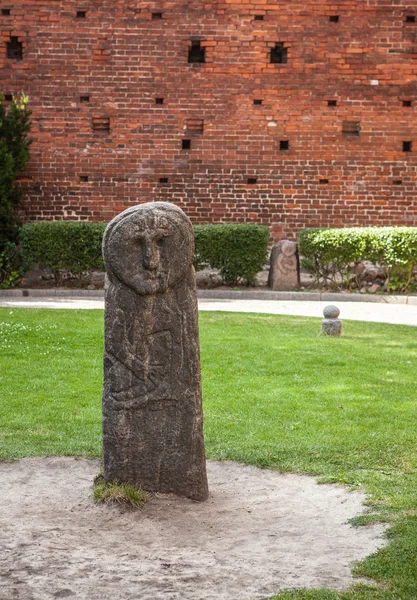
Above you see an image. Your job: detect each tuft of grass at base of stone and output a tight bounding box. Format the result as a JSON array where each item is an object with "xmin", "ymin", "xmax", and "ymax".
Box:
[{"xmin": 93, "ymin": 475, "xmax": 148, "ymax": 509}]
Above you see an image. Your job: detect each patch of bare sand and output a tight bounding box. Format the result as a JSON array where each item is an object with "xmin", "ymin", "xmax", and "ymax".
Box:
[{"xmin": 0, "ymin": 457, "xmax": 387, "ymax": 600}]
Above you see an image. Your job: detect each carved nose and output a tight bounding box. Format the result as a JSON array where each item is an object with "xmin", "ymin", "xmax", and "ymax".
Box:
[{"xmin": 142, "ymin": 240, "xmax": 159, "ymax": 271}]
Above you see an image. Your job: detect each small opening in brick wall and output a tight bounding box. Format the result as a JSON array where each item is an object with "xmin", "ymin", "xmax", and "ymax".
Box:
[
  {"xmin": 182, "ymin": 139, "xmax": 191, "ymax": 150},
  {"xmin": 80, "ymin": 95, "xmax": 90, "ymax": 103},
  {"xmin": 280, "ymin": 140, "xmax": 289, "ymax": 150},
  {"xmin": 319, "ymin": 179, "xmax": 329, "ymax": 184},
  {"xmin": 186, "ymin": 118, "xmax": 204, "ymax": 133},
  {"xmin": 329, "ymin": 15, "xmax": 339, "ymax": 22},
  {"xmin": 159, "ymin": 177, "xmax": 169, "ymax": 183},
  {"xmin": 327, "ymin": 99, "xmax": 337, "ymax": 107},
  {"xmin": 188, "ymin": 41, "xmax": 205, "ymax": 63},
  {"xmin": 4, "ymin": 94, "xmax": 13, "ymax": 101},
  {"xmin": 155, "ymin": 97, "xmax": 164, "ymax": 105},
  {"xmin": 247, "ymin": 177, "xmax": 257, "ymax": 184},
  {"xmin": 152, "ymin": 12, "xmax": 163, "ymax": 20},
  {"xmin": 403, "ymin": 100, "xmax": 412, "ymax": 107},
  {"xmin": 406, "ymin": 15, "xmax": 416, "ymax": 23},
  {"xmin": 254, "ymin": 15, "xmax": 264, "ymax": 21},
  {"xmin": 92, "ymin": 117, "xmax": 110, "ymax": 132},
  {"xmin": 393, "ymin": 180, "xmax": 403, "ymax": 185},
  {"xmin": 403, "ymin": 141, "xmax": 412, "ymax": 152},
  {"xmin": 253, "ymin": 99, "xmax": 263, "ymax": 105},
  {"xmin": 270, "ymin": 43, "xmax": 287, "ymax": 64},
  {"xmin": 6, "ymin": 37, "xmax": 23, "ymax": 60},
  {"xmin": 80, "ymin": 175, "xmax": 89, "ymax": 182},
  {"xmin": 1, "ymin": 9, "xmax": 11, "ymax": 16},
  {"xmin": 342, "ymin": 121, "xmax": 360, "ymax": 136},
  {"xmin": 76, "ymin": 10, "xmax": 87, "ymax": 18}
]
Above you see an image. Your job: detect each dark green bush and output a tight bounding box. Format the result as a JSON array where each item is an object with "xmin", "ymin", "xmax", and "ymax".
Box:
[
  {"xmin": 194, "ymin": 224, "xmax": 270, "ymax": 285},
  {"xmin": 0, "ymin": 94, "xmax": 32, "ymax": 251},
  {"xmin": 20, "ymin": 221, "xmax": 270, "ymax": 287},
  {"xmin": 0, "ymin": 242, "xmax": 24, "ymax": 289},
  {"xmin": 299, "ymin": 227, "xmax": 417, "ymax": 291},
  {"xmin": 20, "ymin": 222, "xmax": 106, "ymax": 283}
]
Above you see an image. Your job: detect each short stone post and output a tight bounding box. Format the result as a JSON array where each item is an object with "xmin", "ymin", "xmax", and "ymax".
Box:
[
  {"xmin": 322, "ymin": 305, "xmax": 342, "ymax": 336},
  {"xmin": 102, "ymin": 202, "xmax": 209, "ymax": 501},
  {"xmin": 268, "ymin": 240, "xmax": 300, "ymax": 291}
]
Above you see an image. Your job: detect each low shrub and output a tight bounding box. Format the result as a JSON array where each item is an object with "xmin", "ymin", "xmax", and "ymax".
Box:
[
  {"xmin": 20, "ymin": 221, "xmax": 270, "ymax": 287},
  {"xmin": 299, "ymin": 227, "xmax": 417, "ymax": 292},
  {"xmin": 20, "ymin": 222, "xmax": 106, "ymax": 284},
  {"xmin": 0, "ymin": 242, "xmax": 24, "ymax": 289},
  {"xmin": 194, "ymin": 224, "xmax": 270, "ymax": 285},
  {"xmin": 0, "ymin": 94, "xmax": 32, "ymax": 251}
]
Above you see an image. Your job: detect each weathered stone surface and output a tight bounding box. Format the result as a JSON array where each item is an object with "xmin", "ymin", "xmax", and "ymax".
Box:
[
  {"xmin": 368, "ymin": 284, "xmax": 382, "ymax": 294},
  {"xmin": 322, "ymin": 318, "xmax": 342, "ymax": 337},
  {"xmin": 90, "ymin": 271, "xmax": 105, "ymax": 289},
  {"xmin": 323, "ymin": 305, "xmax": 340, "ymax": 319},
  {"xmin": 20, "ymin": 265, "xmax": 53, "ymax": 287},
  {"xmin": 268, "ymin": 241, "xmax": 300, "ymax": 291},
  {"xmin": 102, "ymin": 202, "xmax": 208, "ymax": 501}
]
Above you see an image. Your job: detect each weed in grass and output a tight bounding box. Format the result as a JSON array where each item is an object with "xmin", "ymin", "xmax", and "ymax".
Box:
[{"xmin": 93, "ymin": 475, "xmax": 148, "ymax": 509}]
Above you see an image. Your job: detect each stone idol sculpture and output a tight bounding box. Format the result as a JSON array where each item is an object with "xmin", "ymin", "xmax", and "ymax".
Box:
[
  {"xmin": 102, "ymin": 202, "xmax": 208, "ymax": 501},
  {"xmin": 268, "ymin": 240, "xmax": 300, "ymax": 291}
]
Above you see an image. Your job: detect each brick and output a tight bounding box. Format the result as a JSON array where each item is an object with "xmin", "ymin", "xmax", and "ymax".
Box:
[{"xmin": 2, "ymin": 0, "xmax": 417, "ymax": 239}]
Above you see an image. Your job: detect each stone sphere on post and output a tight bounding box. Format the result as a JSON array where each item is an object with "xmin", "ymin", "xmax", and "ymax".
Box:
[
  {"xmin": 102, "ymin": 202, "xmax": 209, "ymax": 501},
  {"xmin": 322, "ymin": 305, "xmax": 342, "ymax": 336}
]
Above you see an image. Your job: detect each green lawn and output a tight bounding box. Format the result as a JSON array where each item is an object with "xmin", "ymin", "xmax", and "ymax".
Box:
[{"xmin": 0, "ymin": 308, "xmax": 416, "ymax": 599}]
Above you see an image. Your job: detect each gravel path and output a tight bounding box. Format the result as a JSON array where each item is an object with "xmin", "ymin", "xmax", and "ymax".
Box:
[{"xmin": 1, "ymin": 295, "xmax": 417, "ymax": 325}]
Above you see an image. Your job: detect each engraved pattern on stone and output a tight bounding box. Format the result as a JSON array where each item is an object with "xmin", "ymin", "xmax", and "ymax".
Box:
[{"xmin": 102, "ymin": 202, "xmax": 208, "ymax": 500}]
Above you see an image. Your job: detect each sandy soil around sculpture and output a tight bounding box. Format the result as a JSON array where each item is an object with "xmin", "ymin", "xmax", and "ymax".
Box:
[{"xmin": 0, "ymin": 457, "xmax": 387, "ymax": 600}]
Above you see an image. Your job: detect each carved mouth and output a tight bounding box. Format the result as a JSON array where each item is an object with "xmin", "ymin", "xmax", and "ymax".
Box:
[
  {"xmin": 138, "ymin": 277, "xmax": 169, "ymax": 295},
  {"xmin": 144, "ymin": 271, "xmax": 165, "ymax": 280},
  {"xmin": 124, "ymin": 271, "xmax": 170, "ymax": 295}
]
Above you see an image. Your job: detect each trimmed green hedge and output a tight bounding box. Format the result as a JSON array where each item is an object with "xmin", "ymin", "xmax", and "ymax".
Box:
[
  {"xmin": 20, "ymin": 221, "xmax": 270, "ymax": 286},
  {"xmin": 194, "ymin": 224, "xmax": 270, "ymax": 285},
  {"xmin": 20, "ymin": 222, "xmax": 106, "ymax": 282},
  {"xmin": 299, "ymin": 227, "xmax": 417, "ymax": 291}
]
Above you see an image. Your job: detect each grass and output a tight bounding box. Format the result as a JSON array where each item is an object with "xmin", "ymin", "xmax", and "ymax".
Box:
[
  {"xmin": 0, "ymin": 309, "xmax": 103, "ymax": 456},
  {"xmin": 93, "ymin": 475, "xmax": 148, "ymax": 508},
  {"xmin": 0, "ymin": 307, "xmax": 417, "ymax": 599}
]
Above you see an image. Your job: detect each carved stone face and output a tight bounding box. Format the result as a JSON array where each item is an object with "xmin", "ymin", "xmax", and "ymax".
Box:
[
  {"xmin": 280, "ymin": 240, "xmax": 297, "ymax": 257},
  {"xmin": 104, "ymin": 203, "xmax": 194, "ymax": 295}
]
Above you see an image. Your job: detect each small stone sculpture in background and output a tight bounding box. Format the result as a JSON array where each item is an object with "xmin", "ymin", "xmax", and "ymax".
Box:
[
  {"xmin": 322, "ymin": 305, "xmax": 342, "ymax": 336},
  {"xmin": 268, "ymin": 240, "xmax": 300, "ymax": 291},
  {"xmin": 102, "ymin": 202, "xmax": 209, "ymax": 501}
]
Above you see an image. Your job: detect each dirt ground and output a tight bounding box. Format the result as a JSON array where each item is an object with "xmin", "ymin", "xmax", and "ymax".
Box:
[{"xmin": 0, "ymin": 457, "xmax": 387, "ymax": 600}]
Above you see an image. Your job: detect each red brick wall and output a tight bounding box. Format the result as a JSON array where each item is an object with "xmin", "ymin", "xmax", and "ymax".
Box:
[{"xmin": 2, "ymin": 0, "xmax": 417, "ymax": 239}]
